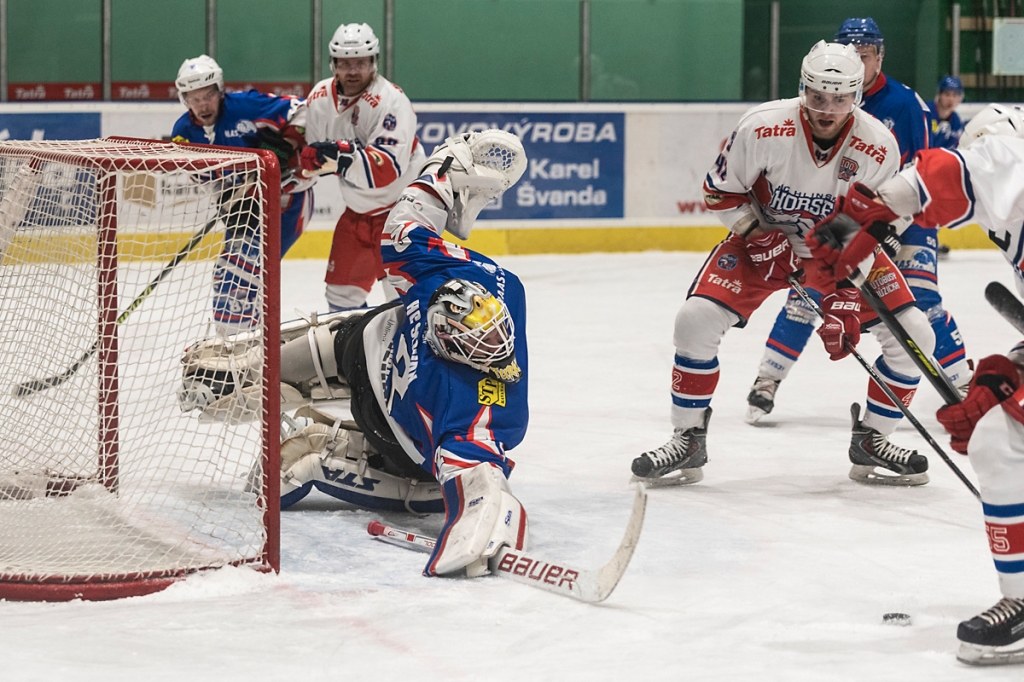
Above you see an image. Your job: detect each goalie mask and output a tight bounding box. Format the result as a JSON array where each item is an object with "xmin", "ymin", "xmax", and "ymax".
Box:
[
  {"xmin": 424, "ymin": 279, "xmax": 520, "ymax": 383},
  {"xmin": 421, "ymin": 130, "xmax": 527, "ymax": 240}
]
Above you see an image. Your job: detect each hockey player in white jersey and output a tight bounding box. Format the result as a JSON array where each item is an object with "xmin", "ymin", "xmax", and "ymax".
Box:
[
  {"xmin": 817, "ymin": 103, "xmax": 1024, "ymax": 664},
  {"xmin": 299, "ymin": 22, "xmax": 426, "ymax": 312},
  {"xmin": 632, "ymin": 41, "xmax": 936, "ymax": 487}
]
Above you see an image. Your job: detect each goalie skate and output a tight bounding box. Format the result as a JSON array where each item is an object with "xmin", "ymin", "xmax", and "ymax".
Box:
[
  {"xmin": 957, "ymin": 597, "xmax": 1024, "ymax": 666},
  {"xmin": 745, "ymin": 375, "xmax": 781, "ymax": 424},
  {"xmin": 847, "ymin": 403, "xmax": 929, "ymax": 486},
  {"xmin": 631, "ymin": 409, "xmax": 710, "ymax": 486}
]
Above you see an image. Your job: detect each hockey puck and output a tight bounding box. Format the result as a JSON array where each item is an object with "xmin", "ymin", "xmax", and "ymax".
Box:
[{"xmin": 882, "ymin": 612, "xmax": 912, "ymax": 626}]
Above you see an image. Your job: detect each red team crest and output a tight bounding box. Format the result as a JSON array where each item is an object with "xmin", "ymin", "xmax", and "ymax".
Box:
[{"xmin": 838, "ymin": 157, "xmax": 859, "ymax": 182}]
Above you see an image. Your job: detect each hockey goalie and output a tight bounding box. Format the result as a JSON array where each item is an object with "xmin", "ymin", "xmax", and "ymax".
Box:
[{"xmin": 178, "ymin": 130, "xmax": 530, "ymax": 578}]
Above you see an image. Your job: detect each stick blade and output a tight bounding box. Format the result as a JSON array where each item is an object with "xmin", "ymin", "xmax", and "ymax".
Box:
[{"xmin": 985, "ymin": 281, "xmax": 1024, "ymax": 335}]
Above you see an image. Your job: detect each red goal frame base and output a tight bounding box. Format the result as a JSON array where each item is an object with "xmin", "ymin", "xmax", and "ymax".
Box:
[{"xmin": 0, "ymin": 577, "xmax": 180, "ymax": 602}]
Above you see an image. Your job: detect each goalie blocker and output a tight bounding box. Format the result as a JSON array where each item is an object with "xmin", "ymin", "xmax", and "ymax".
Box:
[{"xmin": 180, "ymin": 128, "xmax": 532, "ymax": 578}]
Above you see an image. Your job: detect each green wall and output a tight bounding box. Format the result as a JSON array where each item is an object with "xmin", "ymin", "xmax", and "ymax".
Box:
[
  {"xmin": 5, "ymin": 0, "xmax": 745, "ymax": 101},
  {"xmin": 743, "ymin": 0, "xmax": 948, "ymax": 102}
]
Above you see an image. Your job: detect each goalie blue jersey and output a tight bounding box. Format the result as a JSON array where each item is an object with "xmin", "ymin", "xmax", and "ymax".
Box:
[{"xmin": 379, "ymin": 222, "xmax": 529, "ymax": 479}]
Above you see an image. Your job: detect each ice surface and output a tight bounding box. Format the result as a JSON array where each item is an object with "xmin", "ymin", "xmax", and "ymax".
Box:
[{"xmin": 1, "ymin": 250, "xmax": 1020, "ymax": 681}]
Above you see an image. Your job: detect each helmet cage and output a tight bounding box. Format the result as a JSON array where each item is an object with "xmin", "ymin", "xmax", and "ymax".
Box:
[{"xmin": 425, "ymin": 279, "xmax": 515, "ymax": 374}]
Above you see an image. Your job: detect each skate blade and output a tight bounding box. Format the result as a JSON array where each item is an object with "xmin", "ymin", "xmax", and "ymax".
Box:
[
  {"xmin": 744, "ymin": 405, "xmax": 769, "ymax": 425},
  {"xmin": 631, "ymin": 467, "xmax": 704, "ymax": 488},
  {"xmin": 957, "ymin": 641, "xmax": 1024, "ymax": 666},
  {"xmin": 849, "ymin": 465, "xmax": 929, "ymax": 487}
]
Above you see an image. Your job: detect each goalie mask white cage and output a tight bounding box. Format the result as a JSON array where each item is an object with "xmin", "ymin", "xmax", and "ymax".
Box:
[{"xmin": 0, "ymin": 138, "xmax": 281, "ymax": 600}]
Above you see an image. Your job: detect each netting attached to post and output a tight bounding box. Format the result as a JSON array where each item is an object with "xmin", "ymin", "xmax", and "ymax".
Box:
[{"xmin": 0, "ymin": 138, "xmax": 281, "ymax": 600}]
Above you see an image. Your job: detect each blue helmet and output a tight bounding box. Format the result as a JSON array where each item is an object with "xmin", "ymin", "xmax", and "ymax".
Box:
[
  {"xmin": 835, "ymin": 18, "xmax": 884, "ymax": 52},
  {"xmin": 938, "ymin": 75, "xmax": 964, "ymax": 94}
]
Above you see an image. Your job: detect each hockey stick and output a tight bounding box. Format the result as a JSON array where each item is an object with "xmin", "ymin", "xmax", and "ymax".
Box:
[
  {"xmin": 13, "ymin": 178, "xmax": 254, "ymax": 398},
  {"xmin": 367, "ymin": 483, "xmax": 648, "ymax": 604},
  {"xmin": 848, "ymin": 268, "xmax": 963, "ymax": 405},
  {"xmin": 984, "ymin": 281, "xmax": 1024, "ymax": 335},
  {"xmin": 789, "ymin": 277, "xmax": 980, "ymax": 499}
]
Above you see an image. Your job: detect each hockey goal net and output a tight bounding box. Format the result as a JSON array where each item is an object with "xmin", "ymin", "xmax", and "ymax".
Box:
[{"xmin": 0, "ymin": 138, "xmax": 281, "ymax": 600}]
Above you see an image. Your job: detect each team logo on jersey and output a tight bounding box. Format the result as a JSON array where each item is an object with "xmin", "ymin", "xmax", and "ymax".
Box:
[
  {"xmin": 234, "ymin": 119, "xmax": 257, "ymax": 135},
  {"xmin": 716, "ymin": 253, "xmax": 738, "ymax": 271},
  {"xmin": 383, "ymin": 113, "xmax": 397, "ymax": 131},
  {"xmin": 838, "ymin": 157, "xmax": 859, "ymax": 182},
  {"xmin": 351, "ymin": 106, "xmax": 360, "ymax": 126},
  {"xmin": 849, "ymin": 135, "xmax": 887, "ymax": 164},
  {"xmin": 882, "ymin": 118, "xmax": 895, "ymax": 130},
  {"xmin": 478, "ymin": 377, "xmax": 507, "ymax": 407},
  {"xmin": 754, "ymin": 119, "xmax": 796, "ymax": 139}
]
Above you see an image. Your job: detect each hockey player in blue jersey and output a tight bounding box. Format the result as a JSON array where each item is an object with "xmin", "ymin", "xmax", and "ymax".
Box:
[
  {"xmin": 928, "ymin": 76, "xmax": 965, "ymax": 150},
  {"xmin": 745, "ymin": 17, "xmax": 971, "ymax": 426},
  {"xmin": 171, "ymin": 55, "xmax": 315, "ymax": 332},
  {"xmin": 181, "ymin": 130, "xmax": 532, "ymax": 577}
]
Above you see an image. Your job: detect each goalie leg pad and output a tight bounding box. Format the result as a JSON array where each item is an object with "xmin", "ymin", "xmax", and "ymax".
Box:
[
  {"xmin": 280, "ymin": 423, "xmax": 442, "ymax": 513},
  {"xmin": 424, "ymin": 464, "xmax": 528, "ymax": 578}
]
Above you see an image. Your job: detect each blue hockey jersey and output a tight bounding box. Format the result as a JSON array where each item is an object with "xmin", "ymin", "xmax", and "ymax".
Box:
[
  {"xmin": 861, "ymin": 73, "xmax": 930, "ymax": 168},
  {"xmin": 171, "ymin": 90, "xmax": 311, "ymax": 193},
  {"xmin": 376, "ymin": 222, "xmax": 529, "ymax": 480},
  {"xmin": 926, "ymin": 100, "xmax": 965, "ymax": 150}
]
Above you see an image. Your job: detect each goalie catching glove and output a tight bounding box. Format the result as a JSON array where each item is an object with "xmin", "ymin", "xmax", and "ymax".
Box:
[
  {"xmin": 936, "ymin": 354, "xmax": 1022, "ymax": 454},
  {"xmin": 299, "ymin": 140, "xmax": 358, "ymax": 177},
  {"xmin": 805, "ymin": 183, "xmax": 903, "ymax": 282},
  {"xmin": 410, "ymin": 130, "xmax": 527, "ymax": 240}
]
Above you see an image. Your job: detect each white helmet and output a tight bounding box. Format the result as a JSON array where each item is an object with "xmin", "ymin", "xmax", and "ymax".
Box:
[
  {"xmin": 329, "ymin": 23, "xmax": 379, "ymax": 59},
  {"xmin": 176, "ymin": 55, "xmax": 224, "ymax": 106},
  {"xmin": 799, "ymin": 40, "xmax": 864, "ymax": 113},
  {"xmin": 959, "ymin": 103, "xmax": 1024, "ymax": 149}
]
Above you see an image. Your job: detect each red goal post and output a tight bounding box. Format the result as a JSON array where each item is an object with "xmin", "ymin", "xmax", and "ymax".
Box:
[{"xmin": 0, "ymin": 137, "xmax": 281, "ymax": 600}]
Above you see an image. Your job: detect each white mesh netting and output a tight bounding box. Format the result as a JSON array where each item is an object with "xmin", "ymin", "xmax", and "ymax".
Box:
[{"xmin": 0, "ymin": 139, "xmax": 278, "ymax": 596}]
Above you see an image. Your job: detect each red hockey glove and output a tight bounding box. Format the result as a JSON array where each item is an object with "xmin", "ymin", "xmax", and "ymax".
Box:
[
  {"xmin": 745, "ymin": 230, "xmax": 803, "ymax": 285},
  {"xmin": 806, "ymin": 184, "xmax": 903, "ymax": 283},
  {"xmin": 299, "ymin": 140, "xmax": 357, "ymax": 176},
  {"xmin": 816, "ymin": 288, "xmax": 861, "ymax": 361},
  {"xmin": 936, "ymin": 354, "xmax": 1020, "ymax": 454}
]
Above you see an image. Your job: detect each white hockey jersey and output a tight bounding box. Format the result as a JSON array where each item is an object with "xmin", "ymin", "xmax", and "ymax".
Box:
[
  {"xmin": 703, "ymin": 98, "xmax": 900, "ymax": 258},
  {"xmin": 305, "ymin": 74, "xmax": 426, "ymax": 215},
  {"xmin": 890, "ymin": 135, "xmax": 1024, "ymax": 296}
]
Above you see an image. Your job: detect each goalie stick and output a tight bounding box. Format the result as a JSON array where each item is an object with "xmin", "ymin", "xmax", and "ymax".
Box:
[
  {"xmin": 789, "ymin": 276, "xmax": 981, "ymax": 499},
  {"xmin": 984, "ymin": 281, "xmax": 1024, "ymax": 336},
  {"xmin": 367, "ymin": 483, "xmax": 647, "ymax": 604},
  {"xmin": 12, "ymin": 177, "xmax": 253, "ymax": 398}
]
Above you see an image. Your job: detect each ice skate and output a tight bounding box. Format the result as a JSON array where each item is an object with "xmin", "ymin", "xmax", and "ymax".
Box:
[
  {"xmin": 631, "ymin": 409, "xmax": 710, "ymax": 486},
  {"xmin": 745, "ymin": 376, "xmax": 781, "ymax": 424},
  {"xmin": 957, "ymin": 597, "xmax": 1024, "ymax": 665},
  {"xmin": 847, "ymin": 403, "xmax": 929, "ymax": 486}
]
